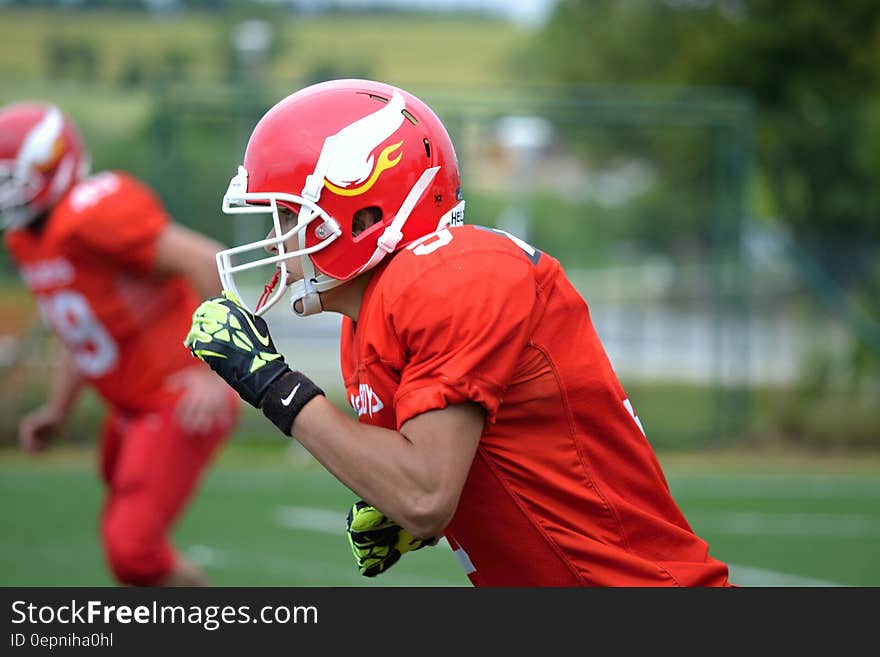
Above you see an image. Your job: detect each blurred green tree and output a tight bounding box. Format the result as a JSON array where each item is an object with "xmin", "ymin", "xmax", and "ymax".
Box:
[{"xmin": 531, "ymin": 0, "xmax": 880, "ymax": 251}]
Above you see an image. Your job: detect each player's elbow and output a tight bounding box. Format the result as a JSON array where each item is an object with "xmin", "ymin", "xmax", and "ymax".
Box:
[{"xmin": 399, "ymin": 491, "xmax": 457, "ymax": 540}]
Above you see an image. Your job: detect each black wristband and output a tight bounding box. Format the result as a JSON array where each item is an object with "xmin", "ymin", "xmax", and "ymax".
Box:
[{"xmin": 260, "ymin": 370, "xmax": 325, "ymax": 436}]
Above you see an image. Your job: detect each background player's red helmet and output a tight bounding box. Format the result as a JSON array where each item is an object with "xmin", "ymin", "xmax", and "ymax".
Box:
[
  {"xmin": 0, "ymin": 103, "xmax": 90, "ymax": 230},
  {"xmin": 217, "ymin": 79, "xmax": 465, "ymax": 316}
]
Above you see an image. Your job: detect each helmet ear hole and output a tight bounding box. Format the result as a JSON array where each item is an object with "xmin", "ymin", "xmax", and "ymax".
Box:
[{"xmin": 352, "ymin": 206, "xmax": 382, "ymax": 238}]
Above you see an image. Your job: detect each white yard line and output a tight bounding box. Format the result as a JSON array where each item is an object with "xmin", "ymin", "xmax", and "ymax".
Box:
[
  {"xmin": 274, "ymin": 505, "xmax": 345, "ymax": 534},
  {"xmin": 727, "ymin": 563, "xmax": 842, "ymax": 587},
  {"xmin": 273, "ymin": 505, "xmax": 454, "ymax": 547},
  {"xmin": 689, "ymin": 511, "xmax": 880, "ymax": 537},
  {"xmin": 669, "ymin": 476, "xmax": 880, "ymax": 499}
]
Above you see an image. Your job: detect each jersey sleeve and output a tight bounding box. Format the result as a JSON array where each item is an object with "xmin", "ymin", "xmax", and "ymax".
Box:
[
  {"xmin": 60, "ymin": 172, "xmax": 169, "ymax": 273},
  {"xmin": 389, "ymin": 251, "xmax": 539, "ymax": 428}
]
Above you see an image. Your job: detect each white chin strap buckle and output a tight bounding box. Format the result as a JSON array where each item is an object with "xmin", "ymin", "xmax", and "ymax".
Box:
[
  {"xmin": 294, "ymin": 290, "xmax": 323, "ymax": 317},
  {"xmin": 377, "ymin": 229, "xmax": 403, "ymax": 253}
]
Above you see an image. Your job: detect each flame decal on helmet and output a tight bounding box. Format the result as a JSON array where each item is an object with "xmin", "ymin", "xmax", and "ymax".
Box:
[
  {"xmin": 324, "ymin": 140, "xmax": 402, "ymax": 196},
  {"xmin": 321, "ymin": 90, "xmax": 406, "ymax": 197},
  {"xmin": 37, "ymin": 138, "xmax": 66, "ymax": 173},
  {"xmin": 16, "ymin": 106, "xmax": 64, "ymax": 178}
]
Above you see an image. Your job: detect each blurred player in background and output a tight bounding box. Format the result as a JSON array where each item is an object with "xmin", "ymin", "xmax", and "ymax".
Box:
[
  {"xmin": 185, "ymin": 79, "xmax": 733, "ymax": 586},
  {"xmin": 0, "ymin": 102, "xmax": 239, "ymax": 586}
]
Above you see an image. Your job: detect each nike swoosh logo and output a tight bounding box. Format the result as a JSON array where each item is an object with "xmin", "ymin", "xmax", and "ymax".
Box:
[
  {"xmin": 237, "ymin": 308, "xmax": 271, "ymax": 347},
  {"xmin": 281, "ymin": 383, "xmax": 301, "ymax": 407}
]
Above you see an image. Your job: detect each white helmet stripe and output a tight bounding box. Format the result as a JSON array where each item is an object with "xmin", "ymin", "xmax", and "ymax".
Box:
[{"xmin": 15, "ymin": 106, "xmax": 63, "ymax": 181}]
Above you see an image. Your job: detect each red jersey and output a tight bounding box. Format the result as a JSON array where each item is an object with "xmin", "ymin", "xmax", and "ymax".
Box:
[
  {"xmin": 5, "ymin": 171, "xmax": 199, "ymax": 413},
  {"xmin": 340, "ymin": 224, "xmax": 731, "ymax": 586}
]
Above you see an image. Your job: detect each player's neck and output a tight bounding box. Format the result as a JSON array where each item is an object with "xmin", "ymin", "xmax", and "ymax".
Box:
[{"xmin": 319, "ymin": 271, "xmax": 373, "ymax": 321}]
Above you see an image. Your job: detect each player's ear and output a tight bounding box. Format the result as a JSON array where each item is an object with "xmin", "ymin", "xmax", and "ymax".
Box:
[{"xmin": 353, "ymin": 206, "xmax": 382, "ymax": 237}]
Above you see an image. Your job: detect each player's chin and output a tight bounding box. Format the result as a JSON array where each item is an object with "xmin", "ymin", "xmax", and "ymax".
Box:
[{"xmin": 282, "ymin": 272, "xmax": 303, "ymax": 288}]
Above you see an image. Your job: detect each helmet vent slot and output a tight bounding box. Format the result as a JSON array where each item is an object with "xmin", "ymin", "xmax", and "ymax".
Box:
[
  {"xmin": 367, "ymin": 93, "xmax": 417, "ymax": 124},
  {"xmin": 423, "ymin": 138, "xmax": 431, "ymax": 158}
]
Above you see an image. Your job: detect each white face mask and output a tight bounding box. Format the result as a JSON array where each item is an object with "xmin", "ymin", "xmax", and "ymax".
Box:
[
  {"xmin": 216, "ymin": 165, "xmax": 344, "ymax": 317},
  {"xmin": 0, "ymin": 160, "xmax": 42, "ymax": 229}
]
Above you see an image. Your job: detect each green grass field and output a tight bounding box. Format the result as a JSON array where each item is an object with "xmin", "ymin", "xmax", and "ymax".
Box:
[{"xmin": 1, "ymin": 441, "xmax": 878, "ymax": 587}]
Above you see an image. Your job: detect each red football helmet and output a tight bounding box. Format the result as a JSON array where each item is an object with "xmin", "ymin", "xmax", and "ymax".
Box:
[
  {"xmin": 217, "ymin": 79, "xmax": 465, "ymax": 316},
  {"xmin": 0, "ymin": 103, "xmax": 90, "ymax": 230}
]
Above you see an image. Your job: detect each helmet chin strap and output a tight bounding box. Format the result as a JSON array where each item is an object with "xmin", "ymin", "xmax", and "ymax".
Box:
[
  {"xmin": 288, "ymin": 268, "xmax": 345, "ymax": 316},
  {"xmin": 288, "ymin": 219, "xmax": 341, "ymax": 317},
  {"xmin": 355, "ymin": 166, "xmax": 439, "ymax": 275},
  {"xmin": 290, "ymin": 255, "xmax": 328, "ymax": 317}
]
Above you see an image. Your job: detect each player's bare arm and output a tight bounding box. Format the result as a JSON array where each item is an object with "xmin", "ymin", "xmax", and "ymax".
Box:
[
  {"xmin": 154, "ymin": 223, "xmax": 226, "ymax": 299},
  {"xmin": 19, "ymin": 347, "xmax": 83, "ymax": 453},
  {"xmin": 292, "ymin": 396, "xmax": 484, "ymax": 538},
  {"xmin": 154, "ymin": 222, "xmax": 237, "ymax": 433},
  {"xmin": 185, "ymin": 289, "xmax": 481, "ymax": 537},
  {"xmin": 166, "ymin": 365, "xmax": 236, "ymax": 436}
]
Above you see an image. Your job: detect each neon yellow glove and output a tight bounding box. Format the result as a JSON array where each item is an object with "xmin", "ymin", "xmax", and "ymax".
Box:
[
  {"xmin": 346, "ymin": 500, "xmax": 438, "ymax": 577},
  {"xmin": 184, "ymin": 290, "xmax": 290, "ymax": 408}
]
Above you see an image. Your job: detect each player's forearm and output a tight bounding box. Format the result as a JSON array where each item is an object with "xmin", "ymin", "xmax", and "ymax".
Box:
[
  {"xmin": 186, "ymin": 254, "xmax": 226, "ymax": 301},
  {"xmin": 47, "ymin": 349, "xmax": 84, "ymax": 416},
  {"xmin": 291, "ymin": 395, "xmax": 450, "ymax": 538},
  {"xmin": 184, "ymin": 293, "xmax": 459, "ymax": 537},
  {"xmin": 155, "ymin": 224, "xmax": 226, "ymax": 300}
]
